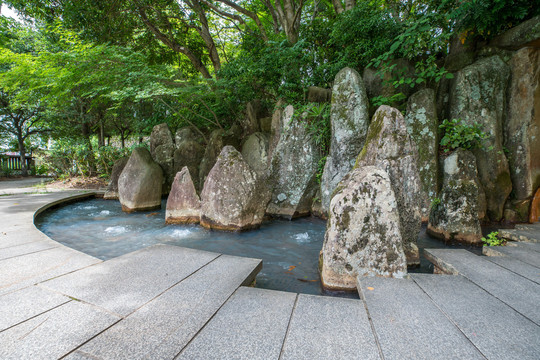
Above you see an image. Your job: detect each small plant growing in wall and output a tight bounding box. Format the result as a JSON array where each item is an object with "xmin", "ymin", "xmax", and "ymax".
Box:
[
  {"xmin": 430, "ymin": 197, "xmax": 441, "ymax": 209},
  {"xmin": 482, "ymin": 231, "xmax": 505, "ymax": 246},
  {"xmin": 439, "ymin": 119, "xmax": 486, "ymax": 153}
]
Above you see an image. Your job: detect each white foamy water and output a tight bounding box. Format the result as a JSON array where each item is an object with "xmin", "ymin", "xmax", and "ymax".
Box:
[
  {"xmin": 294, "ymin": 232, "xmax": 310, "ymax": 243},
  {"xmin": 105, "ymin": 226, "xmax": 127, "ymax": 235},
  {"xmin": 171, "ymin": 229, "xmax": 193, "ymax": 238},
  {"xmin": 100, "ymin": 210, "xmax": 110, "ymax": 216},
  {"xmin": 82, "ymin": 205, "xmax": 98, "ymax": 210}
]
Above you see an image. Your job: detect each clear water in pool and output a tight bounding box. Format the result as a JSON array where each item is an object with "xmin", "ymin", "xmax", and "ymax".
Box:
[{"xmin": 35, "ymin": 197, "xmax": 467, "ymax": 296}]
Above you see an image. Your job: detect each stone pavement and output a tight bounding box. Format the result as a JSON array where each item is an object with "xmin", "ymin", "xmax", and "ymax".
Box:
[{"xmin": 1, "ymin": 191, "xmax": 539, "ymax": 359}]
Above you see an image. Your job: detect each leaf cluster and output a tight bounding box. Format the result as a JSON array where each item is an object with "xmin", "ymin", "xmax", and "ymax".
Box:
[{"xmin": 439, "ymin": 119, "xmax": 486, "ymax": 153}]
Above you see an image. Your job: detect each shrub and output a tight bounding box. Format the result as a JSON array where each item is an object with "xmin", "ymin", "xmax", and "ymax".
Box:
[
  {"xmin": 482, "ymin": 231, "xmax": 505, "ymax": 246},
  {"xmin": 439, "ymin": 119, "xmax": 486, "ymax": 152}
]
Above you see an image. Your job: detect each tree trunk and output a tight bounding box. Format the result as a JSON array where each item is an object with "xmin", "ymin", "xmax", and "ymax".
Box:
[
  {"xmin": 81, "ymin": 123, "xmax": 97, "ymax": 176},
  {"xmin": 273, "ymin": 0, "xmax": 303, "ymax": 44},
  {"xmin": 189, "ymin": 0, "xmax": 221, "ymax": 73},
  {"xmin": 344, "ymin": 0, "xmax": 356, "ymax": 11},
  {"xmin": 332, "ymin": 0, "xmax": 344, "ymax": 14},
  {"xmin": 17, "ymin": 135, "xmax": 28, "ymax": 177}
]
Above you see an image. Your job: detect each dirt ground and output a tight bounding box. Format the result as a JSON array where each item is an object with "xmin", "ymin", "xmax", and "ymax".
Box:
[{"xmin": 43, "ymin": 176, "xmax": 109, "ymax": 190}]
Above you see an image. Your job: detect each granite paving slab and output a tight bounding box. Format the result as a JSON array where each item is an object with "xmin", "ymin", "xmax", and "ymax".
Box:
[
  {"xmin": 0, "ymin": 301, "xmax": 120, "ymax": 360},
  {"xmin": 177, "ymin": 287, "xmax": 297, "ymax": 360},
  {"xmin": 499, "ymin": 228, "xmax": 540, "ymax": 243},
  {"xmin": 68, "ymin": 254, "xmax": 262, "ymax": 360},
  {"xmin": 0, "ymin": 228, "xmax": 51, "ymax": 249},
  {"xmin": 424, "ymin": 249, "xmax": 540, "ymax": 325},
  {"xmin": 482, "ymin": 245, "xmax": 540, "ymax": 268},
  {"xmin": 0, "ymin": 240, "xmax": 58, "ymax": 261},
  {"xmin": 507, "ymin": 241, "xmax": 540, "ymax": 253},
  {"xmin": 0, "ymin": 285, "xmax": 70, "ymax": 331},
  {"xmin": 0, "ymin": 246, "xmax": 101, "ymax": 296},
  {"xmin": 280, "ymin": 294, "xmax": 380, "ymax": 360},
  {"xmin": 357, "ymin": 277, "xmax": 484, "ymax": 360},
  {"xmin": 483, "ymin": 255, "xmax": 540, "ymax": 284},
  {"xmin": 40, "ymin": 244, "xmax": 219, "ymax": 316},
  {"xmin": 412, "ymin": 274, "xmax": 540, "ymax": 359}
]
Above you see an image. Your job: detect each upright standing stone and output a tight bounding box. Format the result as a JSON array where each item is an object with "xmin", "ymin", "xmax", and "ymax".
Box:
[
  {"xmin": 449, "ymin": 56, "xmax": 512, "ymax": 221},
  {"xmin": 355, "ymin": 105, "xmax": 422, "ymax": 266},
  {"xmin": 165, "ymin": 167, "xmax": 201, "ymax": 224},
  {"xmin": 118, "ymin": 147, "xmax": 163, "ymax": 212},
  {"xmin": 241, "ymin": 132, "xmax": 270, "ymax": 176},
  {"xmin": 242, "ymin": 100, "xmax": 267, "ymax": 136},
  {"xmin": 104, "ymin": 157, "xmax": 128, "ymax": 200},
  {"xmin": 505, "ymin": 48, "xmax": 540, "ymax": 204},
  {"xmin": 266, "ymin": 106, "xmax": 322, "ymax": 219},
  {"xmin": 321, "ymin": 166, "xmax": 407, "ymax": 290},
  {"xmin": 320, "ymin": 67, "xmax": 370, "ymax": 215},
  {"xmin": 428, "ymin": 149, "xmax": 482, "ymax": 244},
  {"xmin": 150, "ymin": 123, "xmax": 175, "ymax": 194},
  {"xmin": 199, "ymin": 126, "xmax": 241, "ymax": 187},
  {"xmin": 405, "ymin": 88, "xmax": 439, "ymax": 219},
  {"xmin": 267, "ymin": 100, "xmax": 286, "ymax": 166},
  {"xmin": 173, "ymin": 140, "xmax": 205, "ymax": 193},
  {"xmin": 200, "ymin": 146, "xmax": 270, "ymax": 231}
]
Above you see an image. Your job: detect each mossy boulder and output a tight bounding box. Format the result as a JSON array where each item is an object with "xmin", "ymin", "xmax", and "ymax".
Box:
[
  {"xmin": 118, "ymin": 147, "xmax": 163, "ymax": 212},
  {"xmin": 427, "ymin": 149, "xmax": 482, "ymax": 245},
  {"xmin": 266, "ymin": 106, "xmax": 322, "ymax": 219},
  {"xmin": 490, "ymin": 15, "xmax": 540, "ymax": 50},
  {"xmin": 355, "ymin": 105, "xmax": 422, "ymax": 266},
  {"xmin": 405, "ymin": 88, "xmax": 439, "ymax": 220},
  {"xmin": 321, "ymin": 166, "xmax": 407, "ymax": 291},
  {"xmin": 505, "ymin": 48, "xmax": 540, "ymax": 204},
  {"xmin": 200, "ymin": 146, "xmax": 270, "ymax": 231},
  {"xmin": 241, "ymin": 132, "xmax": 270, "ymax": 176},
  {"xmin": 307, "ymin": 86, "xmax": 332, "ymax": 103},
  {"xmin": 321, "ymin": 67, "xmax": 370, "ymax": 215},
  {"xmin": 104, "ymin": 156, "xmax": 128, "ymax": 200},
  {"xmin": 150, "ymin": 123, "xmax": 175, "ymax": 194},
  {"xmin": 449, "ymin": 56, "xmax": 512, "ymax": 221},
  {"xmin": 165, "ymin": 167, "xmax": 201, "ymax": 224}
]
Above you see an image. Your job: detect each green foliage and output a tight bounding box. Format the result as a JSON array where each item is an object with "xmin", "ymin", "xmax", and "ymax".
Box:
[
  {"xmin": 445, "ymin": 0, "xmax": 540, "ymax": 39},
  {"xmin": 294, "ymin": 102, "xmax": 331, "ymax": 183},
  {"xmin": 439, "ymin": 119, "xmax": 486, "ymax": 153},
  {"xmin": 430, "ymin": 197, "xmax": 441, "ymax": 209},
  {"xmin": 329, "ymin": 3, "xmax": 401, "ymax": 72},
  {"xmin": 482, "ymin": 231, "xmax": 505, "ymax": 246},
  {"xmin": 40, "ymin": 138, "xmax": 131, "ymax": 177},
  {"xmin": 371, "ymin": 93, "xmax": 407, "ymax": 108}
]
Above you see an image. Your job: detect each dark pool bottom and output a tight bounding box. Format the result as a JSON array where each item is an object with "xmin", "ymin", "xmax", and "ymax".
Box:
[{"xmin": 35, "ymin": 197, "xmax": 472, "ymax": 297}]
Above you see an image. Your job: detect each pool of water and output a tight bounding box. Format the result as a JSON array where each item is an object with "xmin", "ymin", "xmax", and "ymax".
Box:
[{"xmin": 35, "ymin": 197, "xmax": 475, "ymax": 296}]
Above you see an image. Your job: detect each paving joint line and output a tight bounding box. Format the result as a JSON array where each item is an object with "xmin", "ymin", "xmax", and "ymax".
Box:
[
  {"xmin": 357, "ymin": 282, "xmax": 385, "ymax": 360},
  {"xmin": 278, "ymin": 293, "xmax": 299, "ymax": 360},
  {"xmin": 411, "ymin": 276, "xmax": 488, "ymax": 359}
]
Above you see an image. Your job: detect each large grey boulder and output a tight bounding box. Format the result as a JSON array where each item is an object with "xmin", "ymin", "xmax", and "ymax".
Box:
[
  {"xmin": 266, "ymin": 106, "xmax": 322, "ymax": 219},
  {"xmin": 104, "ymin": 157, "xmax": 128, "ymax": 200},
  {"xmin": 173, "ymin": 139, "xmax": 205, "ymax": 193},
  {"xmin": 505, "ymin": 48, "xmax": 540, "ymax": 203},
  {"xmin": 242, "ymin": 100, "xmax": 267, "ymax": 136},
  {"xmin": 118, "ymin": 147, "xmax": 163, "ymax": 212},
  {"xmin": 267, "ymin": 100, "xmax": 286, "ymax": 165},
  {"xmin": 428, "ymin": 149, "xmax": 482, "ymax": 245},
  {"xmin": 321, "ymin": 166, "xmax": 407, "ymax": 291},
  {"xmin": 241, "ymin": 132, "xmax": 270, "ymax": 175},
  {"xmin": 150, "ymin": 123, "xmax": 175, "ymax": 194},
  {"xmin": 200, "ymin": 146, "xmax": 270, "ymax": 231},
  {"xmin": 174, "ymin": 127, "xmax": 200, "ymax": 146},
  {"xmin": 355, "ymin": 105, "xmax": 422, "ymax": 266},
  {"xmin": 199, "ymin": 126, "xmax": 241, "ymax": 187},
  {"xmin": 491, "ymin": 15, "xmax": 540, "ymax": 50},
  {"xmin": 405, "ymin": 88, "xmax": 439, "ymax": 219},
  {"xmin": 165, "ymin": 167, "xmax": 201, "ymax": 224},
  {"xmin": 449, "ymin": 56, "xmax": 512, "ymax": 221},
  {"xmin": 320, "ymin": 67, "xmax": 370, "ymax": 215}
]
